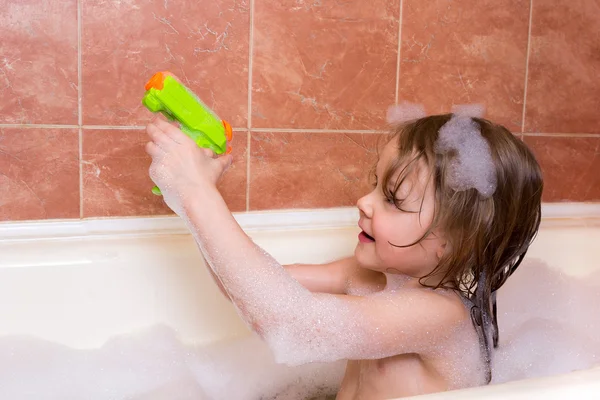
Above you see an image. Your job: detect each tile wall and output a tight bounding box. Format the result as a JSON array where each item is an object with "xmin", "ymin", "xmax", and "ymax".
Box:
[{"xmin": 0, "ymin": 0, "xmax": 598, "ymax": 221}]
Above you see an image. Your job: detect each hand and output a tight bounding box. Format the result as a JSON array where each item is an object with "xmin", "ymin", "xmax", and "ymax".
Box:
[{"xmin": 145, "ymin": 118, "xmax": 233, "ymax": 214}]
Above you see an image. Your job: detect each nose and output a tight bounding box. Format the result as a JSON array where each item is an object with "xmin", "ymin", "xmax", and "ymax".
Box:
[{"xmin": 357, "ymin": 191, "xmax": 374, "ymax": 219}]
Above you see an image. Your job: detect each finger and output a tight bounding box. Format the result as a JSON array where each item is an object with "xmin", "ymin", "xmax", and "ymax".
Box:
[
  {"xmin": 145, "ymin": 141, "xmax": 164, "ymax": 158},
  {"xmin": 219, "ymin": 154, "xmax": 233, "ymax": 172},
  {"xmin": 146, "ymin": 123, "xmax": 173, "ymax": 149},
  {"xmin": 153, "ymin": 118, "xmax": 189, "ymax": 144},
  {"xmin": 200, "ymin": 147, "xmax": 217, "ymax": 159}
]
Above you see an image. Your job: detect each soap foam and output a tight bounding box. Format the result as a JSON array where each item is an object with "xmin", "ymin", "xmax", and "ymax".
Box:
[
  {"xmin": 0, "ymin": 327, "xmax": 344, "ymax": 400},
  {"xmin": 492, "ymin": 258, "xmax": 600, "ymax": 383},
  {"xmin": 2, "ymin": 259, "xmax": 597, "ymax": 398},
  {"xmin": 451, "ymin": 104, "xmax": 486, "ymax": 119},
  {"xmin": 386, "ymin": 102, "xmax": 427, "ymax": 125},
  {"xmin": 434, "ymin": 113, "xmax": 497, "ymax": 198},
  {"xmin": 190, "ymin": 233, "xmax": 357, "ymax": 366}
]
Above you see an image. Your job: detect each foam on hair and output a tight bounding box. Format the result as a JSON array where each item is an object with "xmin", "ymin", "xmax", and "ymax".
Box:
[
  {"xmin": 434, "ymin": 108, "xmax": 497, "ymax": 198},
  {"xmin": 386, "ymin": 102, "xmax": 427, "ymax": 125}
]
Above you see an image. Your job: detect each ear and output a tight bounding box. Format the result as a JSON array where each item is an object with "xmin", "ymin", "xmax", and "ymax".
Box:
[{"xmin": 436, "ymin": 239, "xmax": 450, "ymax": 261}]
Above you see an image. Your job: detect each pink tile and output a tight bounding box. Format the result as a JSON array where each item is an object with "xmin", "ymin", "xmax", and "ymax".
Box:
[
  {"xmin": 399, "ymin": 0, "xmax": 530, "ymax": 132},
  {"xmin": 252, "ymin": 0, "xmax": 399, "ymax": 130},
  {"xmin": 524, "ymin": 136, "xmax": 600, "ymax": 202},
  {"xmin": 216, "ymin": 130, "xmax": 248, "ymax": 212},
  {"xmin": 524, "ymin": 0, "xmax": 600, "ymax": 133},
  {"xmin": 0, "ymin": 128, "xmax": 79, "ymax": 221},
  {"xmin": 0, "ymin": 1, "xmax": 78, "ymax": 124},
  {"xmin": 249, "ymin": 132, "xmax": 382, "ymax": 210},
  {"xmin": 82, "ymin": 0, "xmax": 249, "ymax": 127},
  {"xmin": 82, "ymin": 129, "xmax": 247, "ymax": 217}
]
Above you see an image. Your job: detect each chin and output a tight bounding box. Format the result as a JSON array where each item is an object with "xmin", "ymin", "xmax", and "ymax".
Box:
[{"xmin": 354, "ymin": 245, "xmax": 376, "ymax": 270}]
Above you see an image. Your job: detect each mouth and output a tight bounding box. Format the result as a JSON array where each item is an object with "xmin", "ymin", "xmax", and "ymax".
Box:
[{"xmin": 358, "ymin": 230, "xmax": 375, "ymax": 243}]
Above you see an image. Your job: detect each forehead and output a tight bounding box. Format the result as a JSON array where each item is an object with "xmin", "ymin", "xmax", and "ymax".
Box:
[
  {"xmin": 377, "ymin": 139, "xmax": 400, "ymax": 171},
  {"xmin": 377, "ymin": 139, "xmax": 431, "ymax": 190}
]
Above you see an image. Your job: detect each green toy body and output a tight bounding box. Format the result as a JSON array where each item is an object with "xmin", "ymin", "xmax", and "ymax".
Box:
[{"xmin": 142, "ymin": 71, "xmax": 232, "ymax": 196}]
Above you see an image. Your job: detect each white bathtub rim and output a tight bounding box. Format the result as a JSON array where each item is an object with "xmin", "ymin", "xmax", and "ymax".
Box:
[
  {"xmin": 0, "ymin": 207, "xmax": 359, "ymax": 241},
  {"xmin": 0, "ymin": 202, "xmax": 599, "ymax": 242}
]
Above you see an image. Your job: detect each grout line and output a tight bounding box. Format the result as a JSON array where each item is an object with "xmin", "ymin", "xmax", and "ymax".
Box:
[
  {"xmin": 84, "ymin": 125, "xmax": 251, "ymax": 131},
  {"xmin": 250, "ymin": 128, "xmax": 383, "ymax": 134},
  {"xmin": 247, "ymin": 0, "xmax": 255, "ymax": 130},
  {"xmin": 521, "ymin": 0, "xmax": 534, "ymax": 133},
  {"xmin": 77, "ymin": 0, "xmax": 82, "ymax": 128},
  {"xmin": 82, "ymin": 125, "xmax": 146, "ymax": 130},
  {"xmin": 79, "ymin": 128, "xmax": 84, "ymax": 219},
  {"xmin": 0, "ymin": 124, "xmax": 382, "ymax": 134},
  {"xmin": 246, "ymin": 131, "xmax": 251, "ymax": 211},
  {"xmin": 523, "ymin": 132, "xmax": 600, "ymax": 138},
  {"xmin": 394, "ymin": 0, "xmax": 404, "ymax": 104},
  {"xmin": 2, "ymin": 123, "xmax": 594, "ymax": 137},
  {"xmin": 0, "ymin": 124, "xmax": 79, "ymax": 129},
  {"xmin": 78, "ymin": 0, "xmax": 83, "ymax": 219}
]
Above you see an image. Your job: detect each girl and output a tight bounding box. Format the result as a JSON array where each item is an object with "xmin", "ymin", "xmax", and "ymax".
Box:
[{"xmin": 145, "ymin": 105, "xmax": 543, "ymax": 399}]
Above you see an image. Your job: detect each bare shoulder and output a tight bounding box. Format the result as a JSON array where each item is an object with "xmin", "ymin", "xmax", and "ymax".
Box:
[
  {"xmin": 384, "ymin": 287, "xmax": 471, "ymax": 330},
  {"xmin": 419, "ymin": 288, "xmax": 469, "ymax": 322}
]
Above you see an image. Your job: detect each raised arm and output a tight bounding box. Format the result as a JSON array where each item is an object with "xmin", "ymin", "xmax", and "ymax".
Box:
[
  {"xmin": 182, "ymin": 188, "xmax": 465, "ymax": 364},
  {"xmin": 145, "ymin": 119, "xmax": 465, "ymax": 365}
]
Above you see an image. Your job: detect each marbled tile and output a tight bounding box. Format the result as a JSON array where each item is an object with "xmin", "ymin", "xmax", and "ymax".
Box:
[
  {"xmin": 524, "ymin": 0, "xmax": 600, "ymax": 133},
  {"xmin": 399, "ymin": 0, "xmax": 530, "ymax": 132},
  {"xmin": 249, "ymin": 131, "xmax": 382, "ymax": 210},
  {"xmin": 251, "ymin": 0, "xmax": 399, "ymax": 130},
  {"xmin": 0, "ymin": 1, "xmax": 78, "ymax": 124},
  {"xmin": 83, "ymin": 129, "xmax": 247, "ymax": 217},
  {"xmin": 524, "ymin": 136, "xmax": 600, "ymax": 202},
  {"xmin": 0, "ymin": 128, "xmax": 79, "ymax": 221},
  {"xmin": 82, "ymin": 0, "xmax": 249, "ymax": 127}
]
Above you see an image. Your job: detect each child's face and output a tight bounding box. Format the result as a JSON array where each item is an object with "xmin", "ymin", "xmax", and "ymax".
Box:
[{"xmin": 355, "ymin": 140, "xmax": 447, "ymax": 278}]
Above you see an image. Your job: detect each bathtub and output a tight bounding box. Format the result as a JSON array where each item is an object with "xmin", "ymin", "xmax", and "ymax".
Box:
[{"xmin": 0, "ymin": 204, "xmax": 599, "ymax": 399}]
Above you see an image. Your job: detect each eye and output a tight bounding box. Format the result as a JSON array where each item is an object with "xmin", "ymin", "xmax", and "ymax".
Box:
[
  {"xmin": 383, "ymin": 188, "xmax": 402, "ymax": 207},
  {"xmin": 384, "ymin": 189, "xmax": 418, "ymax": 213},
  {"xmin": 393, "ymin": 201, "xmax": 418, "ymax": 213}
]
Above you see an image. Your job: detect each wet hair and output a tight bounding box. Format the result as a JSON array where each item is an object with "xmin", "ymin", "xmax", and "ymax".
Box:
[{"xmin": 376, "ymin": 114, "xmax": 543, "ymax": 382}]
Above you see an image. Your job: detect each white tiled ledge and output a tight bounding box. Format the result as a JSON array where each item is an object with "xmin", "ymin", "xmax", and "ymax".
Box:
[{"xmin": 1, "ymin": 203, "xmax": 599, "ymax": 242}]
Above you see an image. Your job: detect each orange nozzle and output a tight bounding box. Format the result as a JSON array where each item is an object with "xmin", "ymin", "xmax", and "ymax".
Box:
[
  {"xmin": 145, "ymin": 71, "xmax": 173, "ymax": 91},
  {"xmin": 222, "ymin": 120, "xmax": 233, "ymax": 142},
  {"xmin": 226, "ymin": 145, "xmax": 232, "ymax": 155}
]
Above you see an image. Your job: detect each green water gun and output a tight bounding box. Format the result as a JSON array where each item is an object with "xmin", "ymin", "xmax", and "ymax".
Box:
[{"xmin": 142, "ymin": 71, "xmax": 233, "ymax": 196}]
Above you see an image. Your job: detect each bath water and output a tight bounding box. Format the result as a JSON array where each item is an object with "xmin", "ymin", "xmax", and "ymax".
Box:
[
  {"xmin": 0, "ymin": 258, "xmax": 597, "ymax": 399},
  {"xmin": 0, "ymin": 328, "xmax": 344, "ymax": 400},
  {"xmin": 492, "ymin": 258, "xmax": 600, "ymax": 383}
]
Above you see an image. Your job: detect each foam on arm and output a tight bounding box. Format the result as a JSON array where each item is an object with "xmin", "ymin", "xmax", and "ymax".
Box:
[{"xmin": 182, "ymin": 188, "xmax": 463, "ymax": 364}]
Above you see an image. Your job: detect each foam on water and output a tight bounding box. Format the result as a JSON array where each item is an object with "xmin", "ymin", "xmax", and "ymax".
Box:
[
  {"xmin": 1, "ymin": 259, "xmax": 597, "ymax": 398},
  {"xmin": 0, "ymin": 327, "xmax": 345, "ymax": 400},
  {"xmin": 492, "ymin": 258, "xmax": 600, "ymax": 383}
]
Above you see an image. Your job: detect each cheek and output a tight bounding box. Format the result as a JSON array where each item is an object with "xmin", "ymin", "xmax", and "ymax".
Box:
[
  {"xmin": 371, "ymin": 216, "xmax": 408, "ymax": 261},
  {"xmin": 373, "ymin": 213, "xmax": 425, "ymax": 247}
]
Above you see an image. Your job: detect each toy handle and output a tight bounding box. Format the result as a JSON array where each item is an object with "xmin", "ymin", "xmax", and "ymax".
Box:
[{"xmin": 151, "ymin": 120, "xmax": 233, "ymax": 197}]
